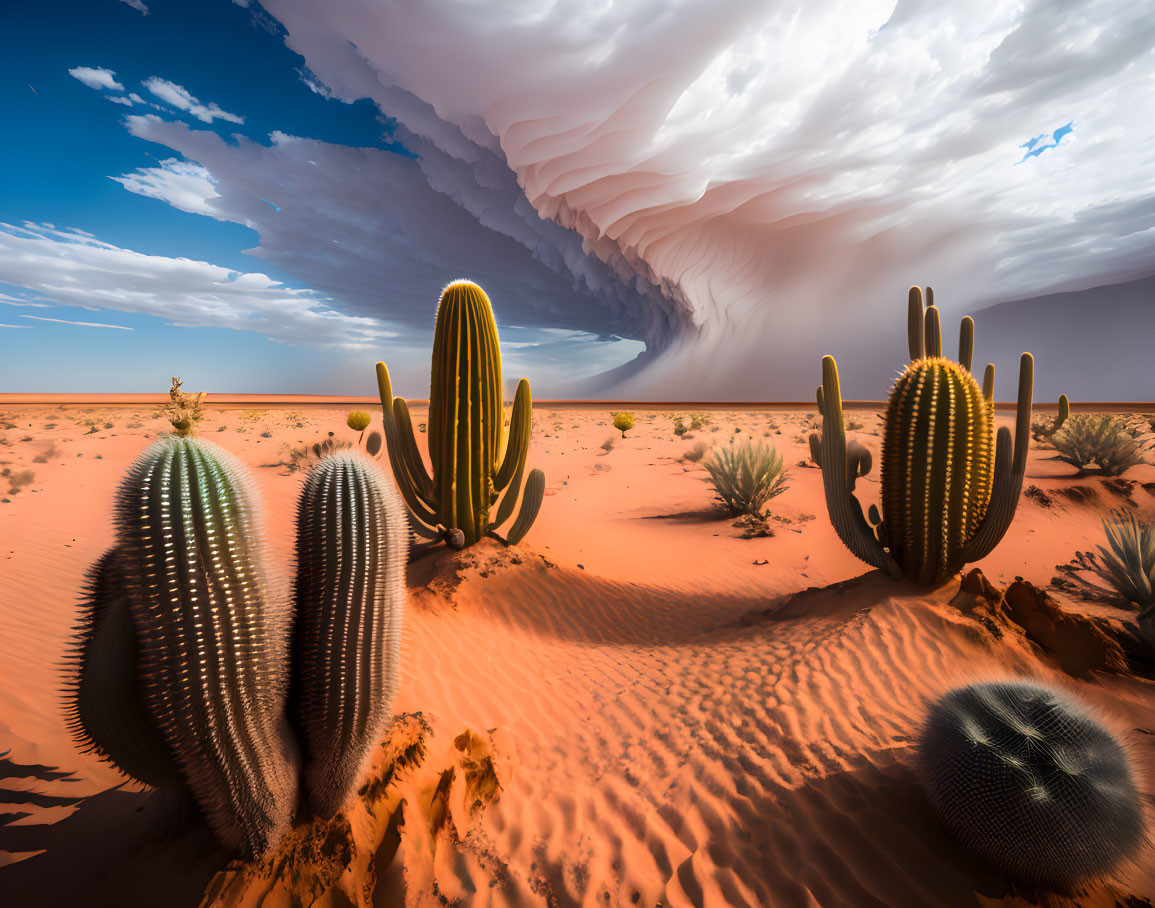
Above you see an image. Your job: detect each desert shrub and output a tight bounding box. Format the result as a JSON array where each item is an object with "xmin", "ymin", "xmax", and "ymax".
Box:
[
  {"xmin": 919, "ymin": 681, "xmax": 1144, "ymax": 889},
  {"xmin": 845, "ymin": 418, "xmax": 864, "ymax": 432},
  {"xmin": 157, "ymin": 377, "xmax": 206, "ymax": 436},
  {"xmin": 278, "ymin": 436, "xmax": 353, "ymax": 473},
  {"xmin": 672, "ymin": 416, "xmax": 688, "ymax": 436},
  {"xmin": 1051, "ymin": 414, "xmax": 1148, "ymax": 475},
  {"xmin": 1086, "ymin": 509, "xmax": 1155, "ymax": 610},
  {"xmin": 346, "ymin": 410, "xmax": 371, "ymax": 432},
  {"xmin": 703, "ymin": 439, "xmax": 788, "ymax": 516},
  {"xmin": 612, "ymin": 411, "xmax": 635, "ymax": 438}
]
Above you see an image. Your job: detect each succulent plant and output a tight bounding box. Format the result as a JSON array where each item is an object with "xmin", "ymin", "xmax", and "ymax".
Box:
[
  {"xmin": 919, "ymin": 681, "xmax": 1145, "ymax": 889},
  {"xmin": 375, "ymin": 279, "xmax": 545, "ymax": 548},
  {"xmin": 810, "ymin": 286, "xmax": 1034, "ymax": 586},
  {"xmin": 1031, "ymin": 394, "xmax": 1070, "ymax": 442},
  {"xmin": 109, "ymin": 436, "xmax": 298, "ymax": 858},
  {"xmin": 291, "ymin": 452, "xmax": 408, "ymax": 819}
]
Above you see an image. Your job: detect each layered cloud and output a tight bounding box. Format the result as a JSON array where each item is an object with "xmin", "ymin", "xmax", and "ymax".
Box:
[
  {"xmin": 142, "ymin": 78, "xmax": 245, "ymax": 125},
  {"xmin": 0, "ymin": 222, "xmax": 394, "ymax": 348},
  {"xmin": 219, "ymin": 0, "xmax": 1153, "ymax": 398}
]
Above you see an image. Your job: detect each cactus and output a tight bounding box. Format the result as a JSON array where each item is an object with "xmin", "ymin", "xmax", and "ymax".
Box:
[
  {"xmin": 291, "ymin": 452, "xmax": 408, "ymax": 819},
  {"xmin": 918, "ymin": 681, "xmax": 1145, "ymax": 889},
  {"xmin": 64, "ymin": 547, "xmax": 183, "ymax": 789},
  {"xmin": 113, "ymin": 436, "xmax": 298, "ymax": 858},
  {"xmin": 810, "ymin": 286, "xmax": 1034, "ymax": 586},
  {"xmin": 375, "ymin": 279, "xmax": 545, "ymax": 548}
]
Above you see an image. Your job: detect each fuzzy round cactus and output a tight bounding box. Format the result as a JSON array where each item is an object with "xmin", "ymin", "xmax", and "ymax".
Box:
[
  {"xmin": 112, "ymin": 435, "xmax": 299, "ymax": 858},
  {"xmin": 918, "ymin": 681, "xmax": 1145, "ymax": 889},
  {"xmin": 291, "ymin": 451, "xmax": 408, "ymax": 819}
]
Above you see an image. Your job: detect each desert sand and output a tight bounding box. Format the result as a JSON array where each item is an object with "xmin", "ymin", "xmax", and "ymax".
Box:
[{"xmin": 0, "ymin": 400, "xmax": 1153, "ymax": 907}]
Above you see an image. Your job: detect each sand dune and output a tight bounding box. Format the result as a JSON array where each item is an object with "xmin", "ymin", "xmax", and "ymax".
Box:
[{"xmin": 0, "ymin": 402, "xmax": 1153, "ymax": 906}]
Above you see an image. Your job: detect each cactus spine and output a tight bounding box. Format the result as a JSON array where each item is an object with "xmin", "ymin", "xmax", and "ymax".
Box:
[
  {"xmin": 114, "ymin": 436, "xmax": 298, "ymax": 858},
  {"xmin": 810, "ymin": 286, "xmax": 1034, "ymax": 585},
  {"xmin": 376, "ymin": 279, "xmax": 545, "ymax": 548},
  {"xmin": 291, "ymin": 452, "xmax": 407, "ymax": 819}
]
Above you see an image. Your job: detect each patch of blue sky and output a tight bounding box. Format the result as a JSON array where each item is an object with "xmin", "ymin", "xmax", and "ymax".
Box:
[{"xmin": 1016, "ymin": 122, "xmax": 1073, "ymax": 164}]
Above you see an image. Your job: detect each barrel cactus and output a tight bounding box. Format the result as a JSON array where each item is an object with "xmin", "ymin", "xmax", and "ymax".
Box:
[
  {"xmin": 108, "ymin": 436, "xmax": 298, "ymax": 858},
  {"xmin": 918, "ymin": 681, "xmax": 1145, "ymax": 889},
  {"xmin": 291, "ymin": 451, "xmax": 408, "ymax": 819},
  {"xmin": 810, "ymin": 286, "xmax": 1034, "ymax": 585},
  {"xmin": 375, "ymin": 279, "xmax": 545, "ymax": 548}
]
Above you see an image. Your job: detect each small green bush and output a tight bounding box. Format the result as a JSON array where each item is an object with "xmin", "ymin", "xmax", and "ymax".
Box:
[
  {"xmin": 703, "ymin": 439, "xmax": 788, "ymax": 516},
  {"xmin": 1051, "ymin": 414, "xmax": 1148, "ymax": 475},
  {"xmin": 612, "ymin": 411, "xmax": 635, "ymax": 438},
  {"xmin": 346, "ymin": 410, "xmax": 372, "ymax": 432}
]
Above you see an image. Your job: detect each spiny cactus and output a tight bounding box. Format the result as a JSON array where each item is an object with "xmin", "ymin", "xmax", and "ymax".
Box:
[
  {"xmin": 1031, "ymin": 394, "xmax": 1070, "ymax": 442},
  {"xmin": 918, "ymin": 681, "xmax": 1145, "ymax": 889},
  {"xmin": 291, "ymin": 452, "xmax": 407, "ymax": 819},
  {"xmin": 64, "ymin": 547, "xmax": 183, "ymax": 789},
  {"xmin": 810, "ymin": 286, "xmax": 1034, "ymax": 586},
  {"xmin": 376, "ymin": 279, "xmax": 545, "ymax": 548},
  {"xmin": 113, "ymin": 436, "xmax": 298, "ymax": 858}
]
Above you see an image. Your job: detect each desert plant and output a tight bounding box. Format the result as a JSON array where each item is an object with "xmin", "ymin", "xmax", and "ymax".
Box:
[
  {"xmin": 158, "ymin": 377, "xmax": 205, "ymax": 436},
  {"xmin": 612, "ymin": 411, "xmax": 635, "ymax": 438},
  {"xmin": 69, "ymin": 436, "xmax": 299, "ymax": 859},
  {"xmin": 682, "ymin": 442, "xmax": 708, "ymax": 463},
  {"xmin": 1051, "ymin": 413, "xmax": 1148, "ymax": 476},
  {"xmin": 279, "ymin": 436, "xmax": 354, "ymax": 474},
  {"xmin": 1030, "ymin": 394, "xmax": 1070, "ymax": 443},
  {"xmin": 376, "ymin": 280, "xmax": 544, "ymax": 548},
  {"xmin": 346, "ymin": 410, "xmax": 371, "ymax": 441},
  {"xmin": 811, "ymin": 286, "xmax": 1034, "ymax": 586},
  {"xmin": 703, "ymin": 439, "xmax": 788, "ymax": 516},
  {"xmin": 919, "ymin": 681, "xmax": 1145, "ymax": 889},
  {"xmin": 673, "ymin": 416, "xmax": 688, "ymax": 436},
  {"xmin": 291, "ymin": 452, "xmax": 407, "ymax": 819},
  {"xmin": 1082, "ymin": 509, "xmax": 1155, "ymax": 610}
]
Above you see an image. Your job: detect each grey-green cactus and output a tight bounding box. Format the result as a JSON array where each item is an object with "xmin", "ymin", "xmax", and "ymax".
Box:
[
  {"xmin": 810, "ymin": 286, "xmax": 1034, "ymax": 586},
  {"xmin": 112, "ymin": 436, "xmax": 298, "ymax": 859},
  {"xmin": 918, "ymin": 681, "xmax": 1145, "ymax": 889},
  {"xmin": 65, "ymin": 547, "xmax": 183, "ymax": 789},
  {"xmin": 291, "ymin": 452, "xmax": 407, "ymax": 819}
]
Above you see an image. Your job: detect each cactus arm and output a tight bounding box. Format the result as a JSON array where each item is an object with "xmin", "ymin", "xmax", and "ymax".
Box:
[
  {"xmin": 961, "ymin": 353, "xmax": 1034, "ymax": 562},
  {"xmin": 494, "ymin": 378, "xmax": 531, "ymax": 494},
  {"xmin": 1055, "ymin": 394, "xmax": 1070, "ymax": 432},
  {"xmin": 489, "ymin": 434, "xmax": 527, "ymax": 532},
  {"xmin": 375, "ymin": 362, "xmax": 439, "ymax": 531},
  {"xmin": 908, "ymin": 287, "xmax": 925, "ymax": 361},
  {"xmin": 500, "ymin": 469, "xmax": 545, "ymax": 545},
  {"xmin": 982, "ymin": 363, "xmax": 995, "ymax": 402},
  {"xmin": 959, "ymin": 317, "xmax": 974, "ymax": 372},
  {"xmin": 392, "ymin": 399, "xmax": 435, "ymax": 506},
  {"xmin": 812, "ymin": 356, "xmax": 900, "ymax": 576},
  {"xmin": 924, "ymin": 305, "xmax": 942, "ymax": 358}
]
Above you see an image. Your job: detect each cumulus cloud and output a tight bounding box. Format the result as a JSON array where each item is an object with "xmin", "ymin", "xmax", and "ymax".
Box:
[
  {"xmin": 237, "ymin": 0, "xmax": 1155, "ymax": 398},
  {"xmin": 143, "ymin": 77, "xmax": 245, "ymax": 125},
  {"xmin": 0, "ymin": 222, "xmax": 395, "ymax": 348},
  {"xmin": 118, "ymin": 0, "xmax": 149, "ymax": 14},
  {"xmin": 68, "ymin": 66, "xmax": 124, "ymax": 91}
]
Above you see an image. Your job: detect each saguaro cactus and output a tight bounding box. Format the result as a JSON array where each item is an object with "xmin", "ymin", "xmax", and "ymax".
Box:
[
  {"xmin": 291, "ymin": 452, "xmax": 408, "ymax": 819},
  {"xmin": 810, "ymin": 286, "xmax": 1034, "ymax": 586},
  {"xmin": 376, "ymin": 279, "xmax": 545, "ymax": 548},
  {"xmin": 113, "ymin": 436, "xmax": 298, "ymax": 858}
]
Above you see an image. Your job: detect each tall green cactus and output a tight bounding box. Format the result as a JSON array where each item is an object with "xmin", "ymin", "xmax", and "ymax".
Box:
[
  {"xmin": 291, "ymin": 451, "xmax": 407, "ymax": 819},
  {"xmin": 810, "ymin": 286, "xmax": 1034, "ymax": 586},
  {"xmin": 376, "ymin": 279, "xmax": 545, "ymax": 548},
  {"xmin": 112, "ymin": 436, "xmax": 298, "ymax": 858}
]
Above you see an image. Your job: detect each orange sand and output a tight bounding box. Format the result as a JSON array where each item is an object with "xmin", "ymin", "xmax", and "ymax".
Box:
[{"xmin": 0, "ymin": 401, "xmax": 1153, "ymax": 906}]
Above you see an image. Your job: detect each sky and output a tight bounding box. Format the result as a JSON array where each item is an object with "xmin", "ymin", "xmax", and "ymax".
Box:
[{"xmin": 2, "ymin": 0, "xmax": 1153, "ymax": 400}]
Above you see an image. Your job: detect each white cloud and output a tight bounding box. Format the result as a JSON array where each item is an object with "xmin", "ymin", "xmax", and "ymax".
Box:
[
  {"xmin": 19, "ymin": 314, "xmax": 133, "ymax": 330},
  {"xmin": 246, "ymin": 0, "xmax": 1155, "ymax": 398},
  {"xmin": 143, "ymin": 77, "xmax": 245, "ymax": 125},
  {"xmin": 112, "ymin": 157, "xmax": 222, "ymax": 218},
  {"xmin": 68, "ymin": 66, "xmax": 124, "ymax": 92},
  {"xmin": 0, "ymin": 222, "xmax": 396, "ymax": 348},
  {"xmin": 0, "ymin": 324, "xmax": 31, "ymax": 329},
  {"xmin": 118, "ymin": 0, "xmax": 149, "ymax": 14}
]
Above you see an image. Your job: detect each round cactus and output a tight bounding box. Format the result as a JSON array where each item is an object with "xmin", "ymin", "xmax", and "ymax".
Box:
[
  {"xmin": 114, "ymin": 436, "xmax": 298, "ymax": 859},
  {"xmin": 918, "ymin": 681, "xmax": 1145, "ymax": 889},
  {"xmin": 291, "ymin": 451, "xmax": 408, "ymax": 819}
]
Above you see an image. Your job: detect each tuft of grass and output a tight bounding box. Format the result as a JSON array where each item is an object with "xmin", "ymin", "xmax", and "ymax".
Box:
[
  {"xmin": 1089, "ymin": 509, "xmax": 1154, "ymax": 610},
  {"xmin": 1051, "ymin": 414, "xmax": 1148, "ymax": 476},
  {"xmin": 611, "ymin": 411, "xmax": 635, "ymax": 438},
  {"xmin": 703, "ymin": 439, "xmax": 788, "ymax": 516}
]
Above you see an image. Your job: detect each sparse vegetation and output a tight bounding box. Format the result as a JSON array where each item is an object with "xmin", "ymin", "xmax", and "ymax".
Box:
[
  {"xmin": 346, "ymin": 410, "xmax": 372, "ymax": 438},
  {"xmin": 1051, "ymin": 414, "xmax": 1148, "ymax": 476},
  {"xmin": 277, "ymin": 436, "xmax": 354, "ymax": 474},
  {"xmin": 1080, "ymin": 509, "xmax": 1154, "ymax": 610},
  {"xmin": 681, "ymin": 442, "xmax": 707, "ymax": 463},
  {"xmin": 703, "ymin": 439, "xmax": 788, "ymax": 517},
  {"xmin": 612, "ymin": 411, "xmax": 635, "ymax": 438},
  {"xmin": 158, "ymin": 377, "xmax": 206, "ymax": 437}
]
